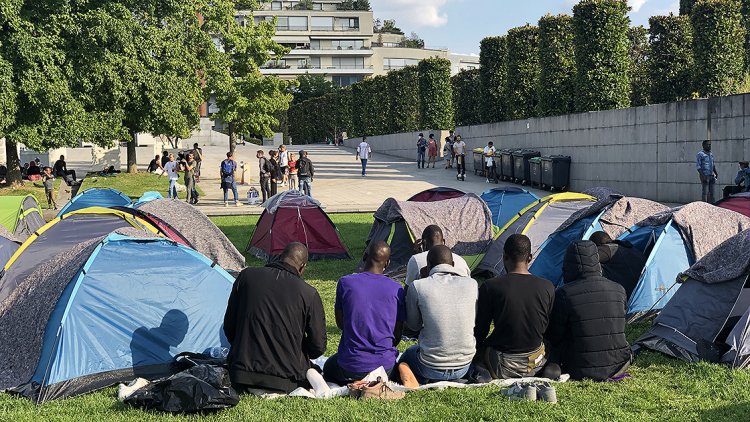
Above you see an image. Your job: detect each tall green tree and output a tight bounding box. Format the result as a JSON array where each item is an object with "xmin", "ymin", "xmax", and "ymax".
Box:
[
  {"xmin": 648, "ymin": 14, "xmax": 694, "ymax": 103},
  {"xmin": 538, "ymin": 14, "xmax": 576, "ymax": 117},
  {"xmin": 479, "ymin": 36, "xmax": 507, "ymax": 123},
  {"xmin": 629, "ymin": 25, "xmax": 651, "ymax": 106},
  {"xmin": 681, "ymin": 0, "xmax": 697, "ymax": 15},
  {"xmin": 204, "ymin": 1, "xmax": 294, "ymax": 153},
  {"xmin": 292, "ymin": 74, "xmax": 337, "ymax": 104},
  {"xmin": 418, "ymin": 58, "xmax": 453, "ymax": 130},
  {"xmin": 572, "ymin": 0, "xmax": 631, "ymax": 112},
  {"xmin": 691, "ymin": 0, "xmax": 745, "ymax": 97},
  {"xmin": 506, "ymin": 24, "xmax": 540, "ymax": 120}
]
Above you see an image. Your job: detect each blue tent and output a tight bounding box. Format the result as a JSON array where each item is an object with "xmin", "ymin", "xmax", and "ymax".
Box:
[
  {"xmin": 132, "ymin": 191, "xmax": 163, "ymax": 207},
  {"xmin": 480, "ymin": 187, "xmax": 540, "ymax": 228},
  {"xmin": 57, "ymin": 188, "xmax": 133, "ymax": 217},
  {"xmin": 0, "ymin": 233, "xmax": 234, "ymax": 403}
]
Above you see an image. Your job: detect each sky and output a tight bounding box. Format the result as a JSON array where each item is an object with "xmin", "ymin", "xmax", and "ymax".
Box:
[{"xmin": 370, "ymin": 0, "xmax": 680, "ymax": 55}]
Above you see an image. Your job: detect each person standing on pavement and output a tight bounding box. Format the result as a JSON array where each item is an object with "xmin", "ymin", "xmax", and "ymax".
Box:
[
  {"xmin": 279, "ymin": 145, "xmax": 289, "ymax": 185},
  {"xmin": 288, "ymin": 152, "xmax": 298, "ymax": 190},
  {"xmin": 444, "ymin": 136, "xmax": 454, "ymax": 169},
  {"xmin": 191, "ymin": 143, "xmax": 203, "ymax": 183},
  {"xmin": 183, "ymin": 152, "xmax": 199, "ymax": 204},
  {"xmin": 427, "ymin": 134, "xmax": 438, "ymax": 168},
  {"xmin": 453, "ymin": 135, "xmax": 467, "ymax": 181},
  {"xmin": 484, "ymin": 141, "xmax": 497, "ymax": 183},
  {"xmin": 42, "ymin": 166, "xmax": 56, "ymax": 210},
  {"xmin": 160, "ymin": 153, "xmax": 179, "ymax": 200},
  {"xmin": 696, "ymin": 140, "xmax": 718, "ymax": 203},
  {"xmin": 356, "ymin": 137, "xmax": 372, "ymax": 177},
  {"xmin": 417, "ymin": 133, "xmax": 427, "ymax": 169},
  {"xmin": 268, "ymin": 150, "xmax": 281, "ymax": 197},
  {"xmin": 257, "ymin": 150, "xmax": 272, "ymax": 203},
  {"xmin": 297, "ymin": 150, "xmax": 314, "ymax": 197},
  {"xmin": 221, "ymin": 151, "xmax": 241, "ymax": 207}
]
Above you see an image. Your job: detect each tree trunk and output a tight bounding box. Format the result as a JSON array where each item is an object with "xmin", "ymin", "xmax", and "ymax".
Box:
[
  {"xmin": 228, "ymin": 121, "xmax": 236, "ymax": 154},
  {"xmin": 5, "ymin": 138, "xmax": 21, "ymax": 184},
  {"xmin": 127, "ymin": 131, "xmax": 138, "ymax": 173}
]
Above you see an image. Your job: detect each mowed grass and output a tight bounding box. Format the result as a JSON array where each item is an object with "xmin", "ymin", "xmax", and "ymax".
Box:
[
  {"xmin": 2, "ymin": 213, "xmax": 750, "ymax": 421},
  {"xmin": 0, "ymin": 179, "xmax": 62, "ymax": 202},
  {"xmin": 78, "ymin": 172, "xmax": 203, "ymax": 200}
]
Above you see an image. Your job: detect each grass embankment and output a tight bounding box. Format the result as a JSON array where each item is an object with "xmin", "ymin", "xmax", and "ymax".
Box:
[
  {"xmin": 1, "ymin": 213, "xmax": 749, "ymax": 421},
  {"xmin": 78, "ymin": 172, "xmax": 203, "ymax": 200}
]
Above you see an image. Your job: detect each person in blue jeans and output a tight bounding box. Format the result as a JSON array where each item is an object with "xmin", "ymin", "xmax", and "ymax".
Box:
[
  {"xmin": 416, "ymin": 133, "xmax": 427, "ymax": 169},
  {"xmin": 356, "ymin": 137, "xmax": 371, "ymax": 176},
  {"xmin": 297, "ymin": 150, "xmax": 314, "ymax": 197},
  {"xmin": 696, "ymin": 140, "xmax": 718, "ymax": 203},
  {"xmin": 221, "ymin": 152, "xmax": 241, "ymax": 207},
  {"xmin": 397, "ymin": 245, "xmax": 478, "ymax": 387}
]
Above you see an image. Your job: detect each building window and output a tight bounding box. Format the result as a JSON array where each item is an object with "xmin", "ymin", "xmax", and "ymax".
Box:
[
  {"xmin": 271, "ymin": 1, "xmax": 282, "ymax": 10},
  {"xmin": 383, "ymin": 58, "xmax": 419, "ymax": 70},
  {"xmin": 311, "ymin": 16, "xmax": 333, "ymax": 31},
  {"xmin": 332, "ymin": 56, "xmax": 364, "ymax": 69},
  {"xmin": 313, "ymin": 2, "xmax": 322, "ymax": 10},
  {"xmin": 332, "ymin": 75, "xmax": 364, "ymax": 87},
  {"xmin": 348, "ymin": 18, "xmax": 359, "ymax": 29},
  {"xmin": 310, "ymin": 39, "xmax": 321, "ymax": 49},
  {"xmin": 331, "ymin": 40, "xmax": 363, "ymax": 50},
  {"xmin": 275, "ymin": 16, "xmax": 308, "ymax": 31}
]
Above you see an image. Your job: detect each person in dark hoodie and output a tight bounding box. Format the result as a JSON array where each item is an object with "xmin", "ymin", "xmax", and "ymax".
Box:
[
  {"xmin": 589, "ymin": 231, "xmax": 647, "ymax": 299},
  {"xmin": 545, "ymin": 240, "xmax": 632, "ymax": 381},
  {"xmin": 223, "ymin": 242, "xmax": 327, "ymax": 394}
]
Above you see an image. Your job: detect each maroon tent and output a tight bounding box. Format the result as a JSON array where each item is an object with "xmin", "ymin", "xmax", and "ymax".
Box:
[
  {"xmin": 247, "ymin": 191, "xmax": 350, "ymax": 262},
  {"xmin": 408, "ymin": 187, "xmax": 466, "ymax": 202},
  {"xmin": 717, "ymin": 193, "xmax": 750, "ymax": 218}
]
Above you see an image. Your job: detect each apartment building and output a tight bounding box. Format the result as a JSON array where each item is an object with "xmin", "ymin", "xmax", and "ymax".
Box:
[{"xmin": 239, "ymin": 0, "xmax": 479, "ymax": 87}]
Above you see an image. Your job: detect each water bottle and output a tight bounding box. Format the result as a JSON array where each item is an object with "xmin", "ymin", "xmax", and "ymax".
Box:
[{"xmin": 210, "ymin": 346, "xmax": 229, "ymax": 359}]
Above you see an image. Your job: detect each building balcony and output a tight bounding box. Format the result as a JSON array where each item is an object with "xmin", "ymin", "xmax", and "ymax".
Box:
[
  {"xmin": 283, "ymin": 47, "xmax": 373, "ymax": 56},
  {"xmin": 260, "ymin": 65, "xmax": 374, "ymax": 75}
]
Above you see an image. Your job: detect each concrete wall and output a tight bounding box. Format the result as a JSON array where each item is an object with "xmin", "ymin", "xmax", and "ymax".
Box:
[
  {"xmin": 343, "ymin": 130, "xmax": 451, "ymax": 162},
  {"xmin": 355, "ymin": 95, "xmax": 750, "ymax": 203}
]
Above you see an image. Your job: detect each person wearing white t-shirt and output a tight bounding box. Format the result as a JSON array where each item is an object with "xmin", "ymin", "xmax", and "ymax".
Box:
[
  {"xmin": 279, "ymin": 145, "xmax": 289, "ymax": 185},
  {"xmin": 453, "ymin": 135, "xmax": 467, "ymax": 181},
  {"xmin": 405, "ymin": 225, "xmax": 471, "ymax": 287},
  {"xmin": 356, "ymin": 137, "xmax": 372, "ymax": 177},
  {"xmin": 484, "ymin": 141, "xmax": 497, "ymax": 183},
  {"xmin": 159, "ymin": 154, "xmax": 180, "ymax": 199}
]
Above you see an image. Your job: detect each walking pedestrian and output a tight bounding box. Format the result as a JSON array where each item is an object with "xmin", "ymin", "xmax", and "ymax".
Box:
[
  {"xmin": 696, "ymin": 140, "xmax": 718, "ymax": 203},
  {"xmin": 257, "ymin": 150, "xmax": 272, "ymax": 203},
  {"xmin": 288, "ymin": 152, "xmax": 298, "ymax": 190},
  {"xmin": 221, "ymin": 151, "xmax": 241, "ymax": 207},
  {"xmin": 297, "ymin": 150, "xmax": 314, "ymax": 197},
  {"xmin": 484, "ymin": 141, "xmax": 497, "ymax": 183},
  {"xmin": 427, "ymin": 134, "xmax": 438, "ymax": 168},
  {"xmin": 183, "ymin": 152, "xmax": 199, "ymax": 204},
  {"xmin": 356, "ymin": 137, "xmax": 372, "ymax": 176},
  {"xmin": 454, "ymin": 135, "xmax": 467, "ymax": 181},
  {"xmin": 192, "ymin": 143, "xmax": 203, "ymax": 183},
  {"xmin": 160, "ymin": 153, "xmax": 179, "ymax": 199},
  {"xmin": 268, "ymin": 150, "xmax": 281, "ymax": 197},
  {"xmin": 416, "ymin": 133, "xmax": 427, "ymax": 169},
  {"xmin": 444, "ymin": 136, "xmax": 454, "ymax": 169}
]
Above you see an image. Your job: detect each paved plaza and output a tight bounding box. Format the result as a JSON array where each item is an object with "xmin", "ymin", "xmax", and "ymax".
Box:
[{"xmin": 193, "ymin": 144, "xmax": 549, "ymax": 215}]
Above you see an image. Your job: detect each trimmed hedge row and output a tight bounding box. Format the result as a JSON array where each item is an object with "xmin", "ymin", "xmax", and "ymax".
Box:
[
  {"xmin": 648, "ymin": 15, "xmax": 694, "ymax": 103},
  {"xmin": 288, "ymin": 58, "xmax": 452, "ymax": 143},
  {"xmin": 629, "ymin": 25, "xmax": 651, "ymax": 107},
  {"xmin": 538, "ymin": 14, "xmax": 576, "ymax": 117},
  {"xmin": 451, "ymin": 69, "xmax": 482, "ymax": 127},
  {"xmin": 479, "ymin": 36, "xmax": 508, "ymax": 123},
  {"xmin": 506, "ymin": 25, "xmax": 540, "ymax": 120},
  {"xmin": 692, "ymin": 0, "xmax": 745, "ymax": 97}
]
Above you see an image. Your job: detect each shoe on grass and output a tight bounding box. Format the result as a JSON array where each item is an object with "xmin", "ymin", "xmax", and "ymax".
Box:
[
  {"xmin": 502, "ymin": 382, "xmax": 537, "ymax": 401},
  {"xmin": 398, "ymin": 362, "xmax": 419, "ymax": 389},
  {"xmin": 536, "ymin": 382, "xmax": 557, "ymax": 404}
]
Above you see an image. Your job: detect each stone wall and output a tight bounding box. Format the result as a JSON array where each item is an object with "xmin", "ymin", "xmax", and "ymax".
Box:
[{"xmin": 351, "ymin": 94, "xmax": 750, "ymax": 203}]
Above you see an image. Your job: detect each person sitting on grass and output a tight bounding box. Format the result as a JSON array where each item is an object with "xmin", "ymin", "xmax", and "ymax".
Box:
[
  {"xmin": 589, "ymin": 231, "xmax": 647, "ymax": 299},
  {"xmin": 545, "ymin": 240, "xmax": 632, "ymax": 381},
  {"xmin": 323, "ymin": 241, "xmax": 405, "ymax": 386},
  {"xmin": 405, "ymin": 225, "xmax": 471, "ymax": 287},
  {"xmin": 474, "ymin": 234, "xmax": 555, "ymax": 379},
  {"xmin": 398, "ymin": 245, "xmax": 478, "ymax": 388},
  {"xmin": 223, "ymin": 243, "xmax": 326, "ymax": 395}
]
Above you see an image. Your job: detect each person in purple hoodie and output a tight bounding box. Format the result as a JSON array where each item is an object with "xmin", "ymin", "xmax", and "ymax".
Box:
[{"xmin": 323, "ymin": 240, "xmax": 405, "ymax": 385}]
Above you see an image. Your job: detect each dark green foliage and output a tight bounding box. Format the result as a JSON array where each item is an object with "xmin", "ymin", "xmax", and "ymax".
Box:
[
  {"xmin": 691, "ymin": 0, "xmax": 745, "ymax": 97},
  {"xmin": 506, "ymin": 25, "xmax": 540, "ymax": 120},
  {"xmin": 351, "ymin": 77, "xmax": 388, "ymax": 136},
  {"xmin": 741, "ymin": 0, "xmax": 750, "ymax": 72},
  {"xmin": 387, "ymin": 67, "xmax": 420, "ymax": 132},
  {"xmin": 369, "ymin": 76, "xmax": 391, "ymax": 134},
  {"xmin": 681, "ymin": 0, "xmax": 697, "ymax": 14},
  {"xmin": 572, "ymin": 0, "xmax": 631, "ymax": 111},
  {"xmin": 451, "ymin": 69, "xmax": 482, "ymax": 127},
  {"xmin": 418, "ymin": 58, "xmax": 454, "ymax": 129},
  {"xmin": 479, "ymin": 36, "xmax": 508, "ymax": 123},
  {"xmin": 292, "ymin": 74, "xmax": 337, "ymax": 104},
  {"xmin": 629, "ymin": 25, "xmax": 651, "ymax": 106},
  {"xmin": 649, "ymin": 14, "xmax": 694, "ymax": 103},
  {"xmin": 538, "ymin": 14, "xmax": 576, "ymax": 116}
]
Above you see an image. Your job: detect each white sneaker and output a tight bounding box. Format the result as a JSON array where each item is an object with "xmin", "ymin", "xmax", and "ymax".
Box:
[
  {"xmin": 117, "ymin": 378, "xmax": 150, "ymax": 402},
  {"xmin": 224, "ymin": 202, "xmax": 228, "ymax": 207}
]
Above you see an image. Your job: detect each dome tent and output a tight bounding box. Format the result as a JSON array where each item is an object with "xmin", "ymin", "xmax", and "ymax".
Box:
[
  {"xmin": 407, "ymin": 187, "xmax": 466, "ymax": 202},
  {"xmin": 480, "ymin": 186, "xmax": 540, "ymax": 228},
  {"xmin": 0, "ymin": 231, "xmax": 234, "ymax": 403},
  {"xmin": 247, "ymin": 191, "xmax": 350, "ymax": 262},
  {"xmin": 0, "ymin": 195, "xmax": 44, "ymax": 241},
  {"xmin": 57, "ymin": 188, "xmax": 132, "ymax": 217},
  {"xmin": 716, "ymin": 192, "xmax": 750, "ymax": 218}
]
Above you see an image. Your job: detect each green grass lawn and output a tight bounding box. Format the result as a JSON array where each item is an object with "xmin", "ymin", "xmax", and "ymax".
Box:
[
  {"xmin": 78, "ymin": 172, "xmax": 203, "ymax": 200},
  {"xmin": 0, "ymin": 180, "xmax": 62, "ymax": 204},
  {"xmin": 2, "ymin": 213, "xmax": 750, "ymax": 421}
]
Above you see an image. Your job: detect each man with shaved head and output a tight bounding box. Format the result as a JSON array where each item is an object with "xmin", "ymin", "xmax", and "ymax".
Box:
[
  {"xmin": 323, "ymin": 240, "xmax": 406, "ymax": 385},
  {"xmin": 398, "ymin": 245, "xmax": 478, "ymax": 387},
  {"xmin": 405, "ymin": 225, "xmax": 471, "ymax": 286},
  {"xmin": 224, "ymin": 242, "xmax": 326, "ymax": 395}
]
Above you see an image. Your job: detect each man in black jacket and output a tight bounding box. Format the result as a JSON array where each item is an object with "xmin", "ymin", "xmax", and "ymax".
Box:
[
  {"xmin": 223, "ymin": 242, "xmax": 327, "ymax": 394},
  {"xmin": 546, "ymin": 240, "xmax": 632, "ymax": 381},
  {"xmin": 297, "ymin": 150, "xmax": 314, "ymax": 197},
  {"xmin": 590, "ymin": 231, "xmax": 646, "ymax": 299}
]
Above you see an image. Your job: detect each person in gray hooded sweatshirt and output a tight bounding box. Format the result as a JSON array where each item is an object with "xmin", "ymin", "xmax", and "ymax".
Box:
[{"xmin": 398, "ymin": 245, "xmax": 478, "ymax": 386}]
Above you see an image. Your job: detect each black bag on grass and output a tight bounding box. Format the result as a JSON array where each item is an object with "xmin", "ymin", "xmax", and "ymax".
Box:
[{"xmin": 124, "ymin": 364, "xmax": 239, "ymax": 413}]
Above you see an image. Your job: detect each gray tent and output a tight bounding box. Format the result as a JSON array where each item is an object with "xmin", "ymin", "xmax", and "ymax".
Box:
[
  {"xmin": 635, "ymin": 229, "xmax": 750, "ymax": 368},
  {"xmin": 367, "ymin": 194, "xmax": 493, "ymax": 271}
]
